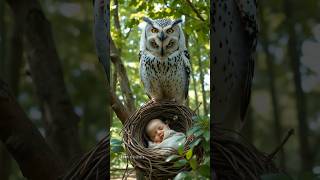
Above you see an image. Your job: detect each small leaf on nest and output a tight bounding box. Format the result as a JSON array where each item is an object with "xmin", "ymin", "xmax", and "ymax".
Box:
[
  {"xmin": 260, "ymin": 173, "xmax": 293, "ymax": 180},
  {"xmin": 198, "ymin": 164, "xmax": 210, "ymax": 178},
  {"xmin": 187, "ymin": 126, "xmax": 201, "ymax": 136},
  {"xmin": 189, "ymin": 156, "xmax": 197, "ymax": 170},
  {"xmin": 203, "ymin": 131, "xmax": 210, "ymax": 141},
  {"xmin": 189, "ymin": 138, "xmax": 202, "ymax": 149},
  {"xmin": 194, "ymin": 129, "xmax": 204, "ymax": 137},
  {"xmin": 178, "ymin": 143, "xmax": 184, "ymax": 155},
  {"xmin": 186, "ymin": 149, "xmax": 193, "ymax": 160},
  {"xmin": 111, "ymin": 138, "xmax": 122, "ymax": 146},
  {"xmin": 173, "ymin": 171, "xmax": 190, "ymax": 180},
  {"xmin": 165, "ymin": 154, "xmax": 180, "ymax": 162},
  {"xmin": 111, "ymin": 145, "xmax": 124, "ymax": 153},
  {"xmin": 173, "ymin": 159, "xmax": 188, "ymax": 167}
]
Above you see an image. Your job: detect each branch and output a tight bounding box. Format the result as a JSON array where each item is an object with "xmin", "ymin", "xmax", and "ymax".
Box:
[
  {"xmin": 110, "ymin": 38, "xmax": 136, "ymax": 113},
  {"xmin": 0, "ymin": 80, "xmax": 64, "ymax": 180},
  {"xmin": 7, "ymin": 0, "xmax": 83, "ymax": 163},
  {"xmin": 185, "ymin": 0, "xmax": 205, "ymax": 21},
  {"xmin": 93, "ymin": 0, "xmax": 129, "ymax": 124}
]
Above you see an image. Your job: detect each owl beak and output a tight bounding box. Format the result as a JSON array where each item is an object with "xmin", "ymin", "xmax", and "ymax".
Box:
[{"xmin": 158, "ymin": 31, "xmax": 166, "ymax": 41}]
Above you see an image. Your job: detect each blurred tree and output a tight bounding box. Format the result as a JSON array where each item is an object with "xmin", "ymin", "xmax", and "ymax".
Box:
[
  {"xmin": 259, "ymin": 3, "xmax": 285, "ymax": 170},
  {"xmin": 283, "ymin": 0, "xmax": 313, "ymax": 172}
]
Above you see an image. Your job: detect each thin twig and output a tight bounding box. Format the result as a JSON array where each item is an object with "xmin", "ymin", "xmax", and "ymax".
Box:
[
  {"xmin": 185, "ymin": 0, "xmax": 205, "ymax": 21},
  {"xmin": 268, "ymin": 129, "xmax": 295, "ymax": 160}
]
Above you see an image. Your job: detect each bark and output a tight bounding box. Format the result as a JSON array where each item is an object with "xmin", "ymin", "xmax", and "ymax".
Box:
[
  {"xmin": 284, "ymin": 0, "xmax": 312, "ymax": 171},
  {"xmin": 6, "ymin": 0, "xmax": 83, "ymax": 164},
  {"xmin": 0, "ymin": 80, "xmax": 64, "ymax": 180},
  {"xmin": 211, "ymin": 0, "xmax": 256, "ymax": 130}
]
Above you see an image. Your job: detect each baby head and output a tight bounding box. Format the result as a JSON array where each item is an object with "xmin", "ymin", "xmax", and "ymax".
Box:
[{"xmin": 146, "ymin": 118, "xmax": 170, "ymax": 144}]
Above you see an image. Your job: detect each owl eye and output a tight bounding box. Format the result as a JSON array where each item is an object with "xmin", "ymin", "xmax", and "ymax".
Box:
[
  {"xmin": 166, "ymin": 28, "xmax": 174, "ymax": 34},
  {"xmin": 166, "ymin": 41, "xmax": 175, "ymax": 48},
  {"xmin": 151, "ymin": 28, "xmax": 159, "ymax": 33}
]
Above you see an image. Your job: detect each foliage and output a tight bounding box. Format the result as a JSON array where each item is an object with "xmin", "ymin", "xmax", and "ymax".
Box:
[{"xmin": 165, "ymin": 116, "xmax": 210, "ymax": 180}]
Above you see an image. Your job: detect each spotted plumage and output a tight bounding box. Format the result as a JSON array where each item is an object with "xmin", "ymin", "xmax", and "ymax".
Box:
[{"xmin": 139, "ymin": 17, "xmax": 190, "ymax": 104}]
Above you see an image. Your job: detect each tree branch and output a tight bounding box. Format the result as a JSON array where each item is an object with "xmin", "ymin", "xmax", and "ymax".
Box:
[
  {"xmin": 93, "ymin": 0, "xmax": 128, "ymax": 124},
  {"xmin": 185, "ymin": 0, "xmax": 205, "ymax": 21},
  {"xmin": 0, "ymin": 80, "xmax": 64, "ymax": 180},
  {"xmin": 110, "ymin": 38, "xmax": 136, "ymax": 113},
  {"xmin": 6, "ymin": 0, "xmax": 83, "ymax": 164}
]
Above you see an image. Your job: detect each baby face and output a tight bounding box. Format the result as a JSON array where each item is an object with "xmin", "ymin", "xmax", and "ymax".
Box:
[{"xmin": 146, "ymin": 119, "xmax": 170, "ymax": 144}]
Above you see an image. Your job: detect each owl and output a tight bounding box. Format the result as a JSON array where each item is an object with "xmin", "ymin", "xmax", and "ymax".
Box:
[{"xmin": 139, "ymin": 17, "xmax": 191, "ymax": 105}]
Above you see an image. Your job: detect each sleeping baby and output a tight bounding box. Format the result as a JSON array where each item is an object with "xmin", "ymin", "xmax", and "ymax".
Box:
[{"xmin": 145, "ymin": 118, "xmax": 186, "ymax": 154}]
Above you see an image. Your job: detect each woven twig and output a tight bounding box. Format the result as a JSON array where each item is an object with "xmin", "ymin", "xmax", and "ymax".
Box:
[
  {"xmin": 212, "ymin": 125, "xmax": 280, "ymax": 180},
  {"xmin": 122, "ymin": 100, "xmax": 200, "ymax": 179},
  {"xmin": 62, "ymin": 134, "xmax": 109, "ymax": 180}
]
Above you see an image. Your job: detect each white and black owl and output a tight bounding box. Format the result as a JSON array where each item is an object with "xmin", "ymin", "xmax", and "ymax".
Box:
[{"xmin": 139, "ymin": 17, "xmax": 191, "ymax": 105}]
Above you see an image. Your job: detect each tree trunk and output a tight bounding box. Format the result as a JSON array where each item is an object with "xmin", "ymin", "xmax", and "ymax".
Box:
[
  {"xmin": 265, "ymin": 53, "xmax": 286, "ymax": 169},
  {"xmin": 6, "ymin": 0, "xmax": 83, "ymax": 165},
  {"xmin": 284, "ymin": 0, "xmax": 312, "ymax": 171},
  {"xmin": 0, "ymin": 80, "xmax": 64, "ymax": 180},
  {"xmin": 0, "ymin": 2, "xmax": 11, "ymax": 180},
  {"xmin": 0, "ymin": 0, "xmax": 6, "ymax": 79}
]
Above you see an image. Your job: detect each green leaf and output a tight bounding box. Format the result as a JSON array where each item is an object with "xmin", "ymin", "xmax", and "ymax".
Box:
[
  {"xmin": 165, "ymin": 154, "xmax": 180, "ymax": 162},
  {"xmin": 189, "ymin": 138, "xmax": 202, "ymax": 149},
  {"xmin": 111, "ymin": 145, "xmax": 124, "ymax": 153},
  {"xmin": 203, "ymin": 131, "xmax": 210, "ymax": 141},
  {"xmin": 173, "ymin": 159, "xmax": 188, "ymax": 168},
  {"xmin": 178, "ymin": 143, "xmax": 184, "ymax": 156},
  {"xmin": 186, "ymin": 126, "xmax": 201, "ymax": 136},
  {"xmin": 198, "ymin": 164, "xmax": 210, "ymax": 178},
  {"xmin": 174, "ymin": 171, "xmax": 189, "ymax": 180},
  {"xmin": 189, "ymin": 157, "xmax": 197, "ymax": 170},
  {"xmin": 194, "ymin": 128, "xmax": 204, "ymax": 137},
  {"xmin": 111, "ymin": 138, "xmax": 122, "ymax": 146},
  {"xmin": 185, "ymin": 149, "xmax": 193, "ymax": 160},
  {"xmin": 261, "ymin": 173, "xmax": 293, "ymax": 180}
]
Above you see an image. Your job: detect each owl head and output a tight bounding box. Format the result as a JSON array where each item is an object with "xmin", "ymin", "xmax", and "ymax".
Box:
[{"xmin": 140, "ymin": 17, "xmax": 186, "ymax": 57}]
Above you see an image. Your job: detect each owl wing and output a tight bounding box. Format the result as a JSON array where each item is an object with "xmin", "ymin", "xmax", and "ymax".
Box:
[
  {"xmin": 139, "ymin": 51, "xmax": 152, "ymax": 100},
  {"xmin": 182, "ymin": 50, "xmax": 191, "ymax": 100},
  {"xmin": 234, "ymin": 0, "xmax": 258, "ymax": 121}
]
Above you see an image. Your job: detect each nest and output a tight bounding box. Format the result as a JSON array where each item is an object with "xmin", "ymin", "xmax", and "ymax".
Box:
[
  {"xmin": 212, "ymin": 125, "xmax": 291, "ymax": 180},
  {"xmin": 122, "ymin": 100, "xmax": 202, "ymax": 179},
  {"xmin": 62, "ymin": 134, "xmax": 109, "ymax": 180}
]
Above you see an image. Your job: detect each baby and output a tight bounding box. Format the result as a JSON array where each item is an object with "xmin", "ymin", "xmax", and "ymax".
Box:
[{"xmin": 145, "ymin": 118, "xmax": 186, "ymax": 154}]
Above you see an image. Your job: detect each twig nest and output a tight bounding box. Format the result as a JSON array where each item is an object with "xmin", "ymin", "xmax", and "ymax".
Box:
[
  {"xmin": 212, "ymin": 126, "xmax": 280, "ymax": 180},
  {"xmin": 122, "ymin": 100, "xmax": 200, "ymax": 179}
]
